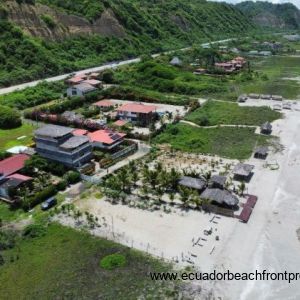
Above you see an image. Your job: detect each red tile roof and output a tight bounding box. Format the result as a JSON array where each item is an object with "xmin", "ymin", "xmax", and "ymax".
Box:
[
  {"xmin": 83, "ymin": 79, "xmax": 102, "ymax": 86},
  {"xmin": 0, "ymin": 154, "xmax": 30, "ymax": 177},
  {"xmin": 7, "ymin": 173, "xmax": 33, "ymax": 182},
  {"xmin": 88, "ymin": 129, "xmax": 126, "ymax": 145},
  {"xmin": 114, "ymin": 120, "xmax": 128, "ymax": 127},
  {"xmin": 73, "ymin": 129, "xmax": 88, "ymax": 136},
  {"xmin": 93, "ymin": 99, "xmax": 115, "ymax": 107},
  {"xmin": 67, "ymin": 77, "xmax": 84, "ymax": 84},
  {"xmin": 117, "ymin": 103, "xmax": 157, "ymax": 114}
]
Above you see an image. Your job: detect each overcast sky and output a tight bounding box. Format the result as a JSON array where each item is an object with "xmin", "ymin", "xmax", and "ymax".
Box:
[{"xmin": 212, "ymin": 0, "xmax": 300, "ymax": 8}]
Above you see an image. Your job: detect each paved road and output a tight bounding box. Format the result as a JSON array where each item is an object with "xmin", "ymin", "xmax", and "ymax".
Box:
[{"xmin": 0, "ymin": 38, "xmax": 234, "ymax": 96}]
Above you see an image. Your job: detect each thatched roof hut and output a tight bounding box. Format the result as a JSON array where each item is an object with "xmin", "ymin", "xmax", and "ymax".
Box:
[
  {"xmin": 260, "ymin": 122, "xmax": 272, "ymax": 134},
  {"xmin": 233, "ymin": 163, "xmax": 254, "ymax": 181},
  {"xmin": 209, "ymin": 175, "xmax": 227, "ymax": 189},
  {"xmin": 254, "ymin": 146, "xmax": 269, "ymax": 159},
  {"xmin": 201, "ymin": 188, "xmax": 239, "ymax": 207},
  {"xmin": 178, "ymin": 176, "xmax": 206, "ymax": 191}
]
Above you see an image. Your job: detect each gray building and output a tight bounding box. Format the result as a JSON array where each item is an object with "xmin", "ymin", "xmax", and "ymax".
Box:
[
  {"xmin": 35, "ymin": 125, "xmax": 93, "ymax": 168},
  {"xmin": 67, "ymin": 83, "xmax": 97, "ymax": 97}
]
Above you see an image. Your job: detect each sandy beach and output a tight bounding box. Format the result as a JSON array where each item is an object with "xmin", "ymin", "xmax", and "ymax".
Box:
[{"xmin": 58, "ymin": 99, "xmax": 300, "ymax": 299}]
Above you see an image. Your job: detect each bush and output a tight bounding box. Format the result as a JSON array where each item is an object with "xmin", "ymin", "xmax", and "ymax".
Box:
[
  {"xmin": 56, "ymin": 180, "xmax": 67, "ymax": 191},
  {"xmin": 65, "ymin": 171, "xmax": 81, "ymax": 184},
  {"xmin": 0, "ymin": 105, "xmax": 22, "ymax": 129},
  {"xmin": 40, "ymin": 14, "xmax": 56, "ymax": 29},
  {"xmin": 23, "ymin": 224, "xmax": 46, "ymax": 238},
  {"xmin": 22, "ymin": 185, "xmax": 57, "ymax": 211},
  {"xmin": 0, "ymin": 230, "xmax": 17, "ymax": 251},
  {"xmin": 100, "ymin": 253, "xmax": 126, "ymax": 270}
]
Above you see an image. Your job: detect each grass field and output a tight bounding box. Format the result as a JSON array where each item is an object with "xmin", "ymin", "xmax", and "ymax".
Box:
[
  {"xmin": 0, "ymin": 203, "xmax": 27, "ymax": 223},
  {"xmin": 0, "ymin": 124, "xmax": 35, "ymax": 150},
  {"xmin": 0, "ymin": 223, "xmax": 176, "ymax": 299},
  {"xmin": 186, "ymin": 100, "xmax": 281, "ymax": 126},
  {"xmin": 154, "ymin": 123, "xmax": 270, "ymax": 159},
  {"xmin": 218, "ymin": 56, "xmax": 300, "ymax": 101}
]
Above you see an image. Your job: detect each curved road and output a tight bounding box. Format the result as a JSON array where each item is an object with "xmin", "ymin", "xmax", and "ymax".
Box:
[{"xmin": 0, "ymin": 38, "xmax": 234, "ymax": 96}]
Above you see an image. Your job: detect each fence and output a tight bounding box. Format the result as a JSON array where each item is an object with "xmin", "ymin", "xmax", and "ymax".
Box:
[
  {"xmin": 202, "ymin": 204, "xmax": 234, "ymax": 218},
  {"xmin": 111, "ymin": 144, "xmax": 137, "ymax": 160},
  {"xmin": 80, "ymin": 174, "xmax": 102, "ymax": 184}
]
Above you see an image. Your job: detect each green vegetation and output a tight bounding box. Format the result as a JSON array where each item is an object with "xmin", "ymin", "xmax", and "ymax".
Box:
[
  {"xmin": 40, "ymin": 14, "xmax": 56, "ymax": 29},
  {"xmin": 209, "ymin": 55, "xmax": 300, "ymax": 101},
  {"xmin": 0, "ymin": 124, "xmax": 34, "ymax": 150},
  {"xmin": 0, "ymin": 81, "xmax": 65, "ymax": 109},
  {"xmin": 236, "ymin": 1, "xmax": 300, "ymax": 29},
  {"xmin": 244, "ymin": 56, "xmax": 300, "ymax": 99},
  {"xmin": 186, "ymin": 100, "xmax": 281, "ymax": 126},
  {"xmin": 0, "ymin": 203, "xmax": 26, "ymax": 223},
  {"xmin": 39, "ymin": 0, "xmax": 105, "ymax": 21},
  {"xmin": 0, "ymin": 223, "xmax": 174, "ymax": 299},
  {"xmin": 0, "ymin": 0, "xmax": 255, "ymax": 86},
  {"xmin": 114, "ymin": 59, "xmax": 228, "ymax": 102},
  {"xmin": 154, "ymin": 123, "xmax": 270, "ymax": 159},
  {"xmin": 100, "ymin": 253, "xmax": 127, "ymax": 270},
  {"xmin": 0, "ymin": 105, "xmax": 21, "ymax": 129}
]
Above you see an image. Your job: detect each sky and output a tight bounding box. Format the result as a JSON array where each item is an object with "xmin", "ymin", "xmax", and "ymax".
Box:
[{"xmin": 212, "ymin": 0, "xmax": 300, "ymax": 8}]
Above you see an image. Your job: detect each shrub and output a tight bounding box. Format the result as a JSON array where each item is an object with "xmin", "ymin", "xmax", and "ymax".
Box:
[
  {"xmin": 0, "ymin": 105, "xmax": 22, "ymax": 129},
  {"xmin": 100, "ymin": 253, "xmax": 126, "ymax": 270},
  {"xmin": 22, "ymin": 185, "xmax": 57, "ymax": 211},
  {"xmin": 0, "ymin": 230, "xmax": 17, "ymax": 251},
  {"xmin": 23, "ymin": 224, "xmax": 46, "ymax": 238},
  {"xmin": 56, "ymin": 180, "xmax": 67, "ymax": 191},
  {"xmin": 65, "ymin": 171, "xmax": 81, "ymax": 184},
  {"xmin": 41, "ymin": 14, "xmax": 56, "ymax": 29}
]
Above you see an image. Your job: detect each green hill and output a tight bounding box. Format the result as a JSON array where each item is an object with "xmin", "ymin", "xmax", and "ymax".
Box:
[
  {"xmin": 236, "ymin": 1, "xmax": 300, "ymax": 29},
  {"xmin": 0, "ymin": 0, "xmax": 255, "ymax": 87}
]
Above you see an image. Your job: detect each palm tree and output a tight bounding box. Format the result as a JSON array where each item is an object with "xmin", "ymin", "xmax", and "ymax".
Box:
[
  {"xmin": 131, "ymin": 171, "xmax": 139, "ymax": 187},
  {"xmin": 178, "ymin": 186, "xmax": 192, "ymax": 209},
  {"xmin": 169, "ymin": 168, "xmax": 180, "ymax": 190},
  {"xmin": 169, "ymin": 192, "xmax": 175, "ymax": 205},
  {"xmin": 190, "ymin": 190, "xmax": 201, "ymax": 209},
  {"xmin": 238, "ymin": 181, "xmax": 246, "ymax": 196},
  {"xmin": 117, "ymin": 168, "xmax": 131, "ymax": 192},
  {"xmin": 146, "ymin": 170, "xmax": 159, "ymax": 189}
]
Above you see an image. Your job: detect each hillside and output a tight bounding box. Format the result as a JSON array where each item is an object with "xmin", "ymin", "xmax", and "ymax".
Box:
[
  {"xmin": 236, "ymin": 1, "xmax": 300, "ymax": 29},
  {"xmin": 0, "ymin": 0, "xmax": 254, "ymax": 87}
]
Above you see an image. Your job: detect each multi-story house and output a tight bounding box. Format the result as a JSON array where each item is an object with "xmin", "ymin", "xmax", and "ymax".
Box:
[
  {"xmin": 117, "ymin": 103, "xmax": 156, "ymax": 126},
  {"xmin": 35, "ymin": 125, "xmax": 93, "ymax": 168}
]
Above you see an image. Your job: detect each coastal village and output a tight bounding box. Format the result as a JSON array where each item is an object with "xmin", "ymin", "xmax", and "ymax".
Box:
[{"xmin": 1, "ymin": 33, "xmax": 300, "ymax": 299}]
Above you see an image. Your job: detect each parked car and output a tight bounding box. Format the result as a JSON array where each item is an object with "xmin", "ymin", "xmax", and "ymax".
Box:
[{"xmin": 41, "ymin": 197, "xmax": 57, "ymax": 211}]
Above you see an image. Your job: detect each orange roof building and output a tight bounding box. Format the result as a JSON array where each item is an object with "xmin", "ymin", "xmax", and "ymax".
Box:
[
  {"xmin": 87, "ymin": 129, "xmax": 126, "ymax": 150},
  {"xmin": 93, "ymin": 99, "xmax": 116, "ymax": 110},
  {"xmin": 117, "ymin": 103, "xmax": 157, "ymax": 126}
]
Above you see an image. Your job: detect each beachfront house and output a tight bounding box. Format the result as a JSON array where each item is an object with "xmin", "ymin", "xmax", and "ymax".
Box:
[
  {"xmin": 35, "ymin": 125, "xmax": 93, "ymax": 168},
  {"xmin": 0, "ymin": 154, "xmax": 32, "ymax": 201},
  {"xmin": 117, "ymin": 103, "xmax": 157, "ymax": 126},
  {"xmin": 87, "ymin": 129, "xmax": 126, "ymax": 151}
]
